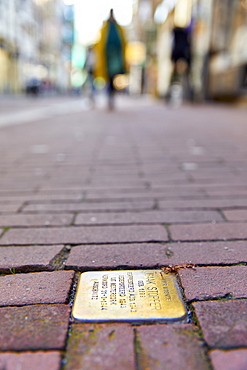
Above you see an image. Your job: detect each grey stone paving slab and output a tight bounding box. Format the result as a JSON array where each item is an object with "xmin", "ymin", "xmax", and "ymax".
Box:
[
  {"xmin": 0, "ymin": 245, "xmax": 64, "ymax": 270},
  {"xmin": 0, "ymin": 271, "xmax": 74, "ymax": 306},
  {"xmin": 179, "ymin": 266, "xmax": 247, "ymax": 301},
  {"xmin": 0, "ymin": 225, "xmax": 168, "ymax": 245}
]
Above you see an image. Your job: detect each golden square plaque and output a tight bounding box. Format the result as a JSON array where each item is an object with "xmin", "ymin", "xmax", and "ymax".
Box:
[{"xmin": 72, "ymin": 270, "xmax": 187, "ymax": 322}]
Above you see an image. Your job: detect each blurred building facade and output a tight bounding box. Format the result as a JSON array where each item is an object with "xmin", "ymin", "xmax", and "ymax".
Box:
[
  {"xmin": 0, "ymin": 0, "xmax": 74, "ymax": 95},
  {"xmin": 134, "ymin": 0, "xmax": 247, "ymax": 101}
]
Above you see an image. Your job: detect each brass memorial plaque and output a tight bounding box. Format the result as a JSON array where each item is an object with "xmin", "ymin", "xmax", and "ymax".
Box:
[{"xmin": 72, "ymin": 270, "xmax": 187, "ymax": 322}]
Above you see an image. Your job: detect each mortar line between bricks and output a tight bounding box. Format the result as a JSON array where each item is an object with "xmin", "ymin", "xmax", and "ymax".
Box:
[
  {"xmin": 218, "ymin": 208, "xmax": 228, "ymax": 221},
  {"xmin": 186, "ymin": 296, "xmax": 247, "ymax": 304},
  {"xmin": 133, "ymin": 328, "xmax": 141, "ymax": 370},
  {"xmin": 185, "ymin": 302, "xmax": 214, "ymax": 370}
]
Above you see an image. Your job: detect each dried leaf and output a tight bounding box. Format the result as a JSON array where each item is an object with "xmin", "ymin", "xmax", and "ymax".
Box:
[{"xmin": 161, "ymin": 263, "xmax": 197, "ymax": 273}]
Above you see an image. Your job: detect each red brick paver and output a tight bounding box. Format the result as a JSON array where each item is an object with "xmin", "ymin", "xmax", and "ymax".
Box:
[
  {"xmin": 0, "ymin": 271, "xmax": 74, "ymax": 306},
  {"xmin": 0, "ymin": 245, "xmax": 64, "ymax": 271},
  {"xmin": 0, "ymin": 304, "xmax": 70, "ymax": 350},
  {"xmin": 210, "ymin": 349, "xmax": 247, "ymax": 370},
  {"xmin": 193, "ymin": 300, "xmax": 247, "ymax": 348},
  {"xmin": 0, "ymin": 225, "xmax": 168, "ymax": 244},
  {"xmin": 74, "ymin": 210, "xmax": 222, "ymax": 225},
  {"xmin": 135, "ymin": 324, "xmax": 210, "ymax": 370},
  {"xmin": 0, "ymin": 213, "xmax": 73, "ymax": 227},
  {"xmin": 65, "ymin": 324, "xmax": 135, "ymax": 370},
  {"xmin": 1, "ymin": 98, "xmax": 247, "ymax": 369},
  {"xmin": 0, "ymin": 352, "xmax": 61, "ymax": 370},
  {"xmin": 170, "ymin": 222, "xmax": 247, "ymax": 241},
  {"xmin": 179, "ymin": 266, "xmax": 247, "ymax": 301}
]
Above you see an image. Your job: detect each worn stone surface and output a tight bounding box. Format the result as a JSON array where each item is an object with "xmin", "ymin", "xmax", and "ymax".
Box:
[
  {"xmin": 0, "ymin": 225, "xmax": 168, "ymax": 245},
  {"xmin": 170, "ymin": 222, "xmax": 247, "ymax": 241},
  {"xmin": 75, "ymin": 210, "xmax": 222, "ymax": 225},
  {"xmin": 0, "ymin": 304, "xmax": 70, "ymax": 350},
  {"xmin": 65, "ymin": 243, "xmax": 169, "ymax": 269},
  {"xmin": 193, "ymin": 300, "xmax": 247, "ymax": 348},
  {"xmin": 0, "ymin": 351, "xmax": 61, "ymax": 370},
  {"xmin": 22, "ymin": 200, "xmax": 155, "ymax": 213},
  {"xmin": 0, "ymin": 204, "xmax": 22, "ymax": 213},
  {"xmin": 0, "ymin": 245, "xmax": 64, "ymax": 271},
  {"xmin": 161, "ymin": 241, "xmax": 247, "ymax": 265},
  {"xmin": 223, "ymin": 209, "xmax": 247, "ymax": 222},
  {"xmin": 65, "ymin": 241, "xmax": 247, "ymax": 269},
  {"xmin": 159, "ymin": 198, "xmax": 247, "ymax": 210},
  {"xmin": 179, "ymin": 266, "xmax": 247, "ymax": 301},
  {"xmin": 209, "ymin": 349, "xmax": 247, "ymax": 370},
  {"xmin": 0, "ymin": 271, "xmax": 74, "ymax": 306},
  {"xmin": 135, "ymin": 324, "xmax": 210, "ymax": 370},
  {"xmin": 64, "ymin": 324, "xmax": 135, "ymax": 370},
  {"xmin": 0, "ymin": 213, "xmax": 73, "ymax": 227}
]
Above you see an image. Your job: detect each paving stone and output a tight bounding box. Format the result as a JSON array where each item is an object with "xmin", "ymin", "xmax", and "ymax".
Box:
[
  {"xmin": 170, "ymin": 222, "xmax": 247, "ymax": 241},
  {"xmin": 0, "ymin": 225, "xmax": 168, "ymax": 245},
  {"xmin": 0, "ymin": 245, "xmax": 64, "ymax": 271},
  {"xmin": 65, "ymin": 241, "xmax": 247, "ymax": 269},
  {"xmin": 0, "ymin": 204, "xmax": 22, "ymax": 213},
  {"xmin": 179, "ymin": 266, "xmax": 247, "ymax": 301},
  {"xmin": 85, "ymin": 187, "xmax": 205, "ymax": 200},
  {"xmin": 0, "ymin": 213, "xmax": 73, "ymax": 227},
  {"xmin": 159, "ymin": 199, "xmax": 247, "ymax": 210},
  {"xmin": 22, "ymin": 200, "xmax": 155, "ymax": 213},
  {"xmin": 209, "ymin": 349, "xmax": 247, "ymax": 370},
  {"xmin": 0, "ymin": 304, "xmax": 70, "ymax": 351},
  {"xmin": 75, "ymin": 210, "xmax": 222, "ymax": 225},
  {"xmin": 135, "ymin": 324, "xmax": 210, "ymax": 370},
  {"xmin": 0, "ymin": 351, "xmax": 61, "ymax": 370},
  {"xmin": 0, "ymin": 193, "xmax": 82, "ymax": 202},
  {"xmin": 64, "ymin": 324, "xmax": 135, "ymax": 370},
  {"xmin": 162, "ymin": 241, "xmax": 247, "ymax": 265},
  {"xmin": 193, "ymin": 300, "xmax": 247, "ymax": 348},
  {"xmin": 0, "ymin": 270, "xmax": 74, "ymax": 306},
  {"xmin": 223, "ymin": 210, "xmax": 247, "ymax": 221},
  {"xmin": 65, "ymin": 243, "xmax": 168, "ymax": 269}
]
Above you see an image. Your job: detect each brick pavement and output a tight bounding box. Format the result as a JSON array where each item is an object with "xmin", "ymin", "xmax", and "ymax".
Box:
[{"xmin": 0, "ymin": 97, "xmax": 247, "ymax": 369}]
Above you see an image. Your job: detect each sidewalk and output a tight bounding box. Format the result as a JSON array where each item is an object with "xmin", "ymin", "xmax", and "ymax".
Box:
[{"xmin": 0, "ymin": 96, "xmax": 246, "ymax": 369}]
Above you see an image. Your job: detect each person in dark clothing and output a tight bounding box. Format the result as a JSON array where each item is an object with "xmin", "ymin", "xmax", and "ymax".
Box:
[
  {"xmin": 169, "ymin": 26, "xmax": 193, "ymax": 103},
  {"xmin": 171, "ymin": 27, "xmax": 191, "ymax": 68}
]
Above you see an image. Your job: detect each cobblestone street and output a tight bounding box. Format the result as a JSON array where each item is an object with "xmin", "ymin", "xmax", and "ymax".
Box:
[{"xmin": 0, "ymin": 95, "xmax": 247, "ymax": 369}]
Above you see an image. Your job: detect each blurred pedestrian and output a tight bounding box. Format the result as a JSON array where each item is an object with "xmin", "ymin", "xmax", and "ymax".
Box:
[
  {"xmin": 94, "ymin": 9, "xmax": 127, "ymax": 110},
  {"xmin": 168, "ymin": 26, "xmax": 193, "ymax": 105},
  {"xmin": 84, "ymin": 45, "xmax": 96, "ymax": 104}
]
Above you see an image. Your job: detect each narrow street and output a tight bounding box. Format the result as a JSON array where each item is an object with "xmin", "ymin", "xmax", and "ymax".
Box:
[{"xmin": 0, "ymin": 95, "xmax": 247, "ymax": 369}]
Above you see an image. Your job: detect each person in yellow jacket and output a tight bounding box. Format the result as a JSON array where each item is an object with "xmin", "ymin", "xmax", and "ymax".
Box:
[{"xmin": 94, "ymin": 9, "xmax": 127, "ymax": 109}]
